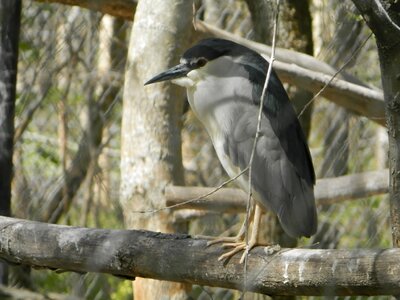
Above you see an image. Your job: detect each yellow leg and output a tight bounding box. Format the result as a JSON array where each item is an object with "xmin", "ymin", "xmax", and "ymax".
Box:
[
  {"xmin": 215, "ymin": 204, "xmax": 263, "ymax": 263},
  {"xmin": 206, "ymin": 215, "xmax": 247, "ymax": 246},
  {"xmin": 205, "ymin": 203, "xmax": 254, "ymax": 246},
  {"xmin": 239, "ymin": 203, "xmax": 262, "ymax": 263}
]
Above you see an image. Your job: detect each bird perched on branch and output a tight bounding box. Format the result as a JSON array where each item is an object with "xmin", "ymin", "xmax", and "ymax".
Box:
[{"xmin": 145, "ymin": 38, "xmax": 317, "ymax": 262}]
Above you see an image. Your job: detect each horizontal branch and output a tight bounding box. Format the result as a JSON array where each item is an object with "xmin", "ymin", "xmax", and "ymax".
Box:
[
  {"xmin": 274, "ymin": 61, "xmax": 385, "ymax": 126},
  {"xmin": 34, "ymin": 0, "xmax": 136, "ymax": 20},
  {"xmin": 0, "ymin": 216, "xmax": 399, "ymax": 296},
  {"xmin": 0, "ymin": 284, "xmax": 71, "ymax": 300},
  {"xmin": 166, "ymin": 169, "xmax": 389, "ymax": 212}
]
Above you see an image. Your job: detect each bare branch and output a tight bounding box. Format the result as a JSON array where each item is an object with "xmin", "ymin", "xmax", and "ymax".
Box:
[
  {"xmin": 0, "ymin": 285, "xmax": 72, "ymax": 300},
  {"xmin": 165, "ymin": 169, "xmax": 389, "ymax": 212},
  {"xmin": 0, "ymin": 216, "xmax": 399, "ymax": 296},
  {"xmin": 274, "ymin": 60, "xmax": 385, "ymax": 126},
  {"xmin": 34, "ymin": 0, "xmax": 137, "ymax": 20}
]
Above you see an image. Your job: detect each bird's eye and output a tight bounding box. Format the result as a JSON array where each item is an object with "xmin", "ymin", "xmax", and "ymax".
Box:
[{"xmin": 196, "ymin": 58, "xmax": 207, "ymax": 68}]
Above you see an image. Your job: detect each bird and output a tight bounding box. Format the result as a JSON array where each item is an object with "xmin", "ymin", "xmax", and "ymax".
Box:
[{"xmin": 145, "ymin": 38, "xmax": 317, "ymax": 262}]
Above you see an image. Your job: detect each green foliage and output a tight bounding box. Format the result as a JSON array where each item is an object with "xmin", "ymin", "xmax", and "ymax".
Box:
[
  {"xmin": 111, "ymin": 280, "xmax": 133, "ymax": 300},
  {"xmin": 33, "ymin": 270, "xmax": 132, "ymax": 300}
]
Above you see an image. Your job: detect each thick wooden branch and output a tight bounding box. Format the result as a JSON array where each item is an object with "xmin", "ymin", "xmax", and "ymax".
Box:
[
  {"xmin": 166, "ymin": 170, "xmax": 389, "ymax": 212},
  {"xmin": 0, "ymin": 216, "xmax": 399, "ymax": 296},
  {"xmin": 35, "ymin": 0, "xmax": 136, "ymax": 20},
  {"xmin": 274, "ymin": 61, "xmax": 385, "ymax": 126}
]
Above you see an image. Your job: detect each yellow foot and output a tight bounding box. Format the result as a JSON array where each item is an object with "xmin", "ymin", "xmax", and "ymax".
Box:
[
  {"xmin": 200, "ymin": 204, "xmax": 266, "ymax": 263},
  {"xmin": 206, "ymin": 236, "xmax": 247, "ymax": 262},
  {"xmin": 197, "ymin": 235, "xmax": 248, "ymax": 262},
  {"xmin": 213, "ymin": 239, "xmax": 256, "ymax": 263},
  {"xmin": 218, "ymin": 242, "xmax": 247, "ymax": 263},
  {"xmin": 206, "ymin": 236, "xmax": 242, "ymax": 246},
  {"xmin": 194, "ymin": 235, "xmax": 242, "ymax": 245}
]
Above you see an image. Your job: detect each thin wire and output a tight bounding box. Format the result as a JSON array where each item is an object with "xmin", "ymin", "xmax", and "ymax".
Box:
[
  {"xmin": 298, "ymin": 32, "xmax": 373, "ymax": 119},
  {"xmin": 242, "ymin": 0, "xmax": 280, "ymax": 296}
]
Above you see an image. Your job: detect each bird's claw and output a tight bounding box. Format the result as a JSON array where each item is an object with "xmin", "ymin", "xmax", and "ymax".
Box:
[
  {"xmin": 206, "ymin": 236, "xmax": 241, "ymax": 246},
  {"xmin": 214, "ymin": 240, "xmax": 257, "ymax": 263},
  {"xmin": 202, "ymin": 235, "xmax": 249, "ymax": 262},
  {"xmin": 217, "ymin": 242, "xmax": 247, "ymax": 262}
]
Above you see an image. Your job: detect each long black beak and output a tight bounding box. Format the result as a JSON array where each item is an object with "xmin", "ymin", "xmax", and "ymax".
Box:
[{"xmin": 144, "ymin": 63, "xmax": 191, "ymax": 85}]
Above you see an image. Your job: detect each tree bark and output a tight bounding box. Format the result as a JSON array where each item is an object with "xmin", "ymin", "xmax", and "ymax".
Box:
[
  {"xmin": 0, "ymin": 0, "xmax": 21, "ymax": 285},
  {"xmin": 350, "ymin": 0, "xmax": 400, "ymax": 246},
  {"xmin": 244, "ymin": 0, "xmax": 273, "ymax": 43},
  {"xmin": 120, "ymin": 1, "xmax": 193, "ymax": 298},
  {"xmin": 0, "ymin": 216, "xmax": 400, "ymax": 296},
  {"xmin": 278, "ymin": 0, "xmax": 314, "ymax": 137}
]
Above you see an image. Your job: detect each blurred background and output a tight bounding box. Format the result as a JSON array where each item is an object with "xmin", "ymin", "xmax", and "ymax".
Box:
[{"xmin": 7, "ymin": 0, "xmax": 388, "ymax": 299}]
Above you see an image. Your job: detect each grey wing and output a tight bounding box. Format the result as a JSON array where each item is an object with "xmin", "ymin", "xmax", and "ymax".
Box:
[
  {"xmin": 224, "ymin": 107, "xmax": 317, "ymax": 238},
  {"xmin": 240, "ymin": 55, "xmax": 315, "ymax": 186}
]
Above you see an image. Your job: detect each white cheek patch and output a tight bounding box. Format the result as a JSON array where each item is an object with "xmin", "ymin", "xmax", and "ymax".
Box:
[
  {"xmin": 187, "ymin": 69, "xmax": 205, "ymax": 82},
  {"xmin": 172, "ymin": 69, "xmax": 205, "ymax": 88},
  {"xmin": 171, "ymin": 77, "xmax": 195, "ymax": 88}
]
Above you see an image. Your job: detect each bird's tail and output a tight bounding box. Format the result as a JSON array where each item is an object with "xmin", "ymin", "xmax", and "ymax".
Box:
[{"xmin": 277, "ymin": 179, "xmax": 317, "ymax": 238}]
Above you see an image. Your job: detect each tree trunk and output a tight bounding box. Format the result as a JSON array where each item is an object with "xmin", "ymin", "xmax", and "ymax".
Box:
[
  {"xmin": 120, "ymin": 0, "xmax": 193, "ymax": 298},
  {"xmin": 350, "ymin": 1, "xmax": 400, "ymax": 246},
  {"xmin": 0, "ymin": 0, "xmax": 21, "ymax": 285},
  {"xmin": 378, "ymin": 31, "xmax": 400, "ymax": 247},
  {"xmin": 279, "ymin": 0, "xmax": 314, "ymax": 138},
  {"xmin": 244, "ymin": 0, "xmax": 273, "ymax": 43}
]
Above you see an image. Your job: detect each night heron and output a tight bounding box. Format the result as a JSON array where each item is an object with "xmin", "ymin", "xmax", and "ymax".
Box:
[{"xmin": 145, "ymin": 38, "xmax": 317, "ymax": 262}]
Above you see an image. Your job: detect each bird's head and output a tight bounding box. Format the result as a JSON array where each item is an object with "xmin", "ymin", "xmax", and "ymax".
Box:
[{"xmin": 144, "ymin": 38, "xmax": 254, "ymax": 88}]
